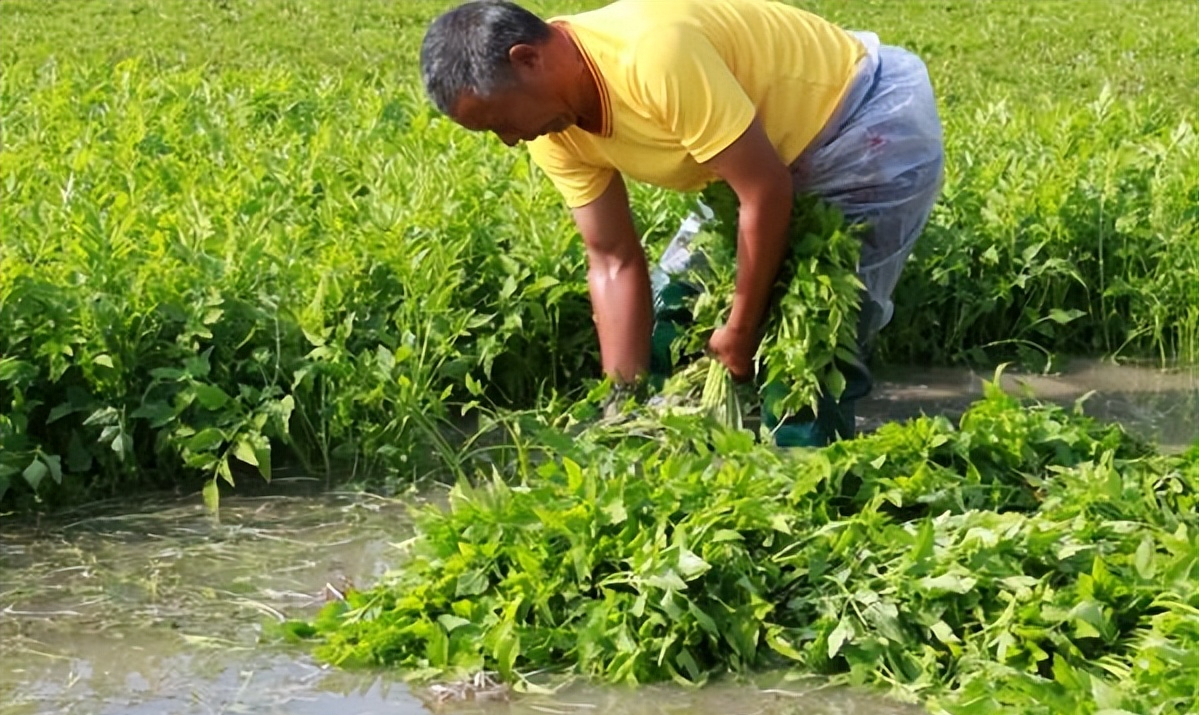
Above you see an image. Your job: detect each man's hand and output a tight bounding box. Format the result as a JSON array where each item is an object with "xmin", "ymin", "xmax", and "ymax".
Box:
[{"xmin": 708, "ymin": 324, "xmax": 756, "ymax": 382}]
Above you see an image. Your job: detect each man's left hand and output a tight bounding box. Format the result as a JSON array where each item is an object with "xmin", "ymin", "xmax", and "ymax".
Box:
[{"xmin": 708, "ymin": 325, "xmax": 757, "ymax": 382}]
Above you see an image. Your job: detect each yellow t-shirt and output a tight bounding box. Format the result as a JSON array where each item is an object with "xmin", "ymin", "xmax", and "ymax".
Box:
[{"xmin": 526, "ymin": 0, "xmax": 865, "ymax": 209}]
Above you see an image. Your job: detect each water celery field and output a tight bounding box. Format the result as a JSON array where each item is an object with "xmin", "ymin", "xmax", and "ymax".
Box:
[{"xmin": 1, "ymin": 0, "xmax": 1197, "ymax": 713}]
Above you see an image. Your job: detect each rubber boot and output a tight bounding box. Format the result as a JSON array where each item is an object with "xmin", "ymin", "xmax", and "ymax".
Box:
[
  {"xmin": 649, "ymin": 270, "xmax": 702, "ymax": 386},
  {"xmin": 760, "ymin": 380, "xmax": 853, "ymax": 448},
  {"xmin": 759, "ymin": 319, "xmax": 876, "ymax": 448}
]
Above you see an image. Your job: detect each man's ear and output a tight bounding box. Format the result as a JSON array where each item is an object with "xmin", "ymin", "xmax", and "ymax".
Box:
[{"xmin": 508, "ymin": 43, "xmax": 542, "ymax": 75}]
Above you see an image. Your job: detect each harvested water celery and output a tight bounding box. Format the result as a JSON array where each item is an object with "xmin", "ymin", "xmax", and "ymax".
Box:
[
  {"xmin": 672, "ymin": 184, "xmax": 865, "ymax": 423},
  {"xmin": 285, "ymin": 377, "xmax": 1198, "ymax": 715}
]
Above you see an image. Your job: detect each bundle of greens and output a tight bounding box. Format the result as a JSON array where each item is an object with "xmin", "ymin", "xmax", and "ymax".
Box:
[
  {"xmin": 281, "ymin": 379, "xmax": 1198, "ymax": 715},
  {"xmin": 664, "ymin": 183, "xmax": 865, "ymax": 425}
]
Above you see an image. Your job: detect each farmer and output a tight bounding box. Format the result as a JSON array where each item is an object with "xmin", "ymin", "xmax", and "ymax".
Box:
[{"xmin": 419, "ymin": 0, "xmax": 945, "ymax": 446}]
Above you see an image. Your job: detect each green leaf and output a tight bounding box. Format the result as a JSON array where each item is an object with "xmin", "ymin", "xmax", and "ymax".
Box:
[
  {"xmin": 184, "ymin": 352, "xmax": 211, "ymax": 378},
  {"xmin": 1047, "ymin": 308, "xmax": 1085, "ymax": 324},
  {"xmin": 710, "ymin": 529, "xmax": 744, "ymax": 543},
  {"xmin": 675, "ymin": 648, "xmax": 702, "ymax": 682},
  {"xmin": 44, "ymin": 454, "xmax": 62, "ymax": 484},
  {"xmin": 376, "ymin": 345, "xmax": 395, "ymax": 373},
  {"xmin": 827, "ymin": 616, "xmax": 853, "ymax": 659},
  {"xmin": 765, "ymin": 628, "xmax": 804, "ymax": 661},
  {"xmin": 253, "ymin": 439, "xmax": 272, "ymax": 481},
  {"xmin": 22, "ymin": 457, "xmax": 48, "ymax": 490},
  {"xmin": 83, "ymin": 407, "xmax": 118, "ymax": 427},
  {"xmin": 437, "ymin": 614, "xmax": 471, "ymax": 633},
  {"xmin": 917, "ymin": 573, "xmax": 978, "ymax": 594},
  {"xmin": 187, "ymin": 427, "xmax": 225, "ymax": 452},
  {"xmin": 47, "ymin": 402, "xmax": 78, "ymax": 424},
  {"xmin": 426, "ymin": 619, "xmax": 449, "ymax": 667},
  {"xmin": 0, "ymin": 358, "xmax": 36, "ymax": 383},
  {"xmin": 677, "ymin": 548, "xmax": 710, "ymax": 580},
  {"xmin": 1090, "ymin": 673, "xmax": 1124, "ymax": 710},
  {"xmin": 601, "ymin": 498, "xmax": 627, "ymax": 525},
  {"xmin": 646, "ymin": 570, "xmax": 688, "ymax": 592},
  {"xmin": 217, "ymin": 457, "xmax": 235, "ymax": 486},
  {"xmin": 1133, "ymin": 537, "xmax": 1156, "ymax": 579},
  {"xmin": 131, "ymin": 401, "xmax": 175, "ymax": 427},
  {"xmin": 202, "ymin": 479, "xmax": 220, "ymax": 514},
  {"xmin": 111, "ymin": 432, "xmax": 126, "ymax": 457},
  {"xmin": 826, "ymin": 368, "xmax": 846, "ymax": 399},
  {"xmin": 1069, "ymin": 600, "xmax": 1108, "ymax": 639},
  {"xmin": 930, "ymin": 620, "xmax": 960, "ymax": 644},
  {"xmin": 232, "ymin": 438, "xmax": 259, "ymax": 467},
  {"xmin": 493, "ymin": 620, "xmax": 520, "ymax": 681},
  {"xmin": 686, "ymin": 599, "xmax": 719, "ymax": 636},
  {"xmin": 93, "ymin": 353, "xmax": 114, "ymax": 368},
  {"xmin": 456, "ymin": 570, "xmax": 489, "ymax": 597},
  {"xmin": 864, "ymin": 600, "xmax": 905, "ymax": 644},
  {"xmin": 193, "ymin": 383, "xmax": 231, "ymax": 410},
  {"xmin": 909, "ymin": 519, "xmax": 935, "ymax": 566}
]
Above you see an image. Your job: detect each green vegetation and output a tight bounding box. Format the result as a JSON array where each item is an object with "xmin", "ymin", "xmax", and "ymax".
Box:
[
  {"xmin": 291, "ymin": 378, "xmax": 1197, "ymax": 714},
  {"xmin": 674, "ymin": 184, "xmax": 866, "ymax": 418},
  {"xmin": 2, "ymin": 0, "xmax": 1194, "ymax": 508},
  {"xmin": 2, "ymin": 1, "xmax": 1196, "ymax": 712}
]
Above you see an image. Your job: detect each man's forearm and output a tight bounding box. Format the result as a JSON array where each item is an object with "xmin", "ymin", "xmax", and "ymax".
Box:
[
  {"xmin": 589, "ymin": 248, "xmax": 653, "ymax": 384},
  {"xmin": 726, "ymin": 183, "xmax": 794, "ymax": 336}
]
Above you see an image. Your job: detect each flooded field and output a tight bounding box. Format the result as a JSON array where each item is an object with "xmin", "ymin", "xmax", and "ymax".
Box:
[
  {"xmin": 1, "ymin": 359, "xmax": 1194, "ymax": 715},
  {"xmin": 0, "ymin": 494, "xmax": 921, "ymax": 715}
]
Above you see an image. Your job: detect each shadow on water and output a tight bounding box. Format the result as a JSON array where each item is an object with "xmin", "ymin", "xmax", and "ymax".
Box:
[{"xmin": 1, "ymin": 359, "xmax": 1191, "ymax": 714}]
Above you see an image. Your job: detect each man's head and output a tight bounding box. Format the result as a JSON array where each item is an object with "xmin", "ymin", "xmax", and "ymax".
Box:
[{"xmin": 420, "ymin": 0, "xmax": 575, "ymax": 146}]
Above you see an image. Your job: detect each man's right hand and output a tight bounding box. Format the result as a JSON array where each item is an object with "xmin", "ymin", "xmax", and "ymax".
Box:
[{"xmin": 571, "ymin": 173, "xmax": 654, "ymax": 385}]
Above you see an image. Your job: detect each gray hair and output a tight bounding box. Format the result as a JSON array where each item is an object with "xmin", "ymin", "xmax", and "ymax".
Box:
[{"xmin": 420, "ymin": 1, "xmax": 552, "ymax": 116}]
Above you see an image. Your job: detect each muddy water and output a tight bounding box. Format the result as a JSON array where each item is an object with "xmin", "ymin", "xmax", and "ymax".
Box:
[
  {"xmin": 1, "ymin": 360, "xmax": 1193, "ymax": 715},
  {"xmin": 0, "ymin": 494, "xmax": 920, "ymax": 715},
  {"xmin": 860, "ymin": 358, "xmax": 1198, "ymax": 452}
]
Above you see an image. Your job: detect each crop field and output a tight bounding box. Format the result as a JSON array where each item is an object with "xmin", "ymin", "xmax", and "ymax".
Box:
[{"xmin": 1, "ymin": 0, "xmax": 1197, "ymax": 713}]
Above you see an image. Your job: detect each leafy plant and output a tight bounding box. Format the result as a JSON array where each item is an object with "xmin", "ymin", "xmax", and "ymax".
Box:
[
  {"xmin": 1, "ymin": 0, "xmax": 1195, "ymax": 517},
  {"xmin": 287, "ymin": 378, "xmax": 1197, "ymax": 715},
  {"xmin": 667, "ymin": 184, "xmax": 864, "ymax": 421}
]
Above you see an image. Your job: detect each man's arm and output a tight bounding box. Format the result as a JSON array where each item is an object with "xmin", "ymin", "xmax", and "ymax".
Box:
[
  {"xmin": 571, "ymin": 173, "xmax": 654, "ymax": 384},
  {"xmin": 702, "ymin": 116, "xmax": 796, "ymax": 380}
]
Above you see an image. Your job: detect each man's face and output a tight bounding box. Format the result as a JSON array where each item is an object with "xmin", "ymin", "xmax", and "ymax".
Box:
[{"xmin": 451, "ymin": 84, "xmax": 573, "ymax": 147}]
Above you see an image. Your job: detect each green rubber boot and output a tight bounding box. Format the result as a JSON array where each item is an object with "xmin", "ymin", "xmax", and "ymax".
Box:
[
  {"xmin": 759, "ymin": 349, "xmax": 873, "ymax": 448},
  {"xmin": 759, "ymin": 382, "xmax": 851, "ymax": 448}
]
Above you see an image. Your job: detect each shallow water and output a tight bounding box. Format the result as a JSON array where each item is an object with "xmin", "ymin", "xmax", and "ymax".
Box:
[
  {"xmin": 860, "ymin": 358, "xmax": 1198, "ymax": 452},
  {"xmin": 0, "ymin": 493, "xmax": 920, "ymax": 715},
  {"xmin": 1, "ymin": 359, "xmax": 1193, "ymax": 715}
]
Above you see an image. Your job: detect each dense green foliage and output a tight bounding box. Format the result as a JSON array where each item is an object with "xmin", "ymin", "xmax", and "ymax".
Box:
[
  {"xmin": 674, "ymin": 184, "xmax": 865, "ymax": 417},
  {"xmin": 290, "ymin": 381, "xmax": 1198, "ymax": 714},
  {"xmin": 2, "ymin": 2, "xmax": 1196, "ymax": 711},
  {"xmin": 2, "ymin": 0, "xmax": 1197, "ymax": 510}
]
